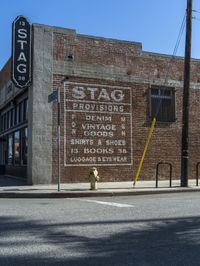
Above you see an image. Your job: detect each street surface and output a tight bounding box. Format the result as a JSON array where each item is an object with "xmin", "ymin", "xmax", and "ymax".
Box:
[{"xmin": 0, "ymin": 192, "xmax": 200, "ymax": 265}]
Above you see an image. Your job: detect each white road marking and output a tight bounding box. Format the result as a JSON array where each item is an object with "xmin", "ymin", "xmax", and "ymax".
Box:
[{"xmin": 78, "ymin": 199, "xmax": 134, "ymax": 208}]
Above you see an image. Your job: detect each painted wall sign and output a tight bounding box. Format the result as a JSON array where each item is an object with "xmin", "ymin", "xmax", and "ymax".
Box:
[
  {"xmin": 64, "ymin": 82, "xmax": 133, "ymax": 166},
  {"xmin": 11, "ymin": 16, "xmax": 32, "ymax": 88}
]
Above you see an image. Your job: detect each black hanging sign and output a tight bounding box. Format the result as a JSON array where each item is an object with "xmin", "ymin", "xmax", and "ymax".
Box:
[{"xmin": 11, "ymin": 16, "xmax": 32, "ymax": 89}]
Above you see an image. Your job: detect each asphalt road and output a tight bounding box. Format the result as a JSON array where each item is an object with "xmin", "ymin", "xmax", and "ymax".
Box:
[{"xmin": 0, "ymin": 192, "xmax": 200, "ymax": 266}]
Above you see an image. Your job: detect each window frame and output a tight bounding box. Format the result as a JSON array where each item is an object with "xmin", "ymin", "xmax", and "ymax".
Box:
[{"xmin": 149, "ymin": 86, "xmax": 176, "ymax": 123}]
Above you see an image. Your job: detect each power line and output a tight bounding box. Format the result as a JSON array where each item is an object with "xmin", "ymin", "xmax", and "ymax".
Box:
[
  {"xmin": 192, "ymin": 9, "xmax": 200, "ymax": 13},
  {"xmin": 164, "ymin": 12, "xmax": 186, "ymax": 84},
  {"xmin": 193, "ymin": 16, "xmax": 200, "ymax": 21},
  {"xmin": 154, "ymin": 13, "xmax": 186, "ymax": 118},
  {"xmin": 192, "ymin": 9, "xmax": 200, "ymax": 19}
]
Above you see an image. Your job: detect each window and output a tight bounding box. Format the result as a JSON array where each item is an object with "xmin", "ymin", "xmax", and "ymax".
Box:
[
  {"xmin": 23, "ymin": 98, "xmax": 28, "ymax": 121},
  {"xmin": 14, "ymin": 131, "xmax": 20, "ymax": 165},
  {"xmin": 14, "ymin": 106, "xmax": 18, "ymax": 125},
  {"xmin": 18, "ymin": 102, "xmax": 23, "ymax": 123},
  {"xmin": 8, "ymin": 134, "xmax": 13, "ymax": 165},
  {"xmin": 22, "ymin": 127, "xmax": 28, "ymax": 165},
  {"xmin": 4, "ymin": 128, "xmax": 28, "ymax": 166},
  {"xmin": 0, "ymin": 98, "xmax": 28, "ymax": 133},
  {"xmin": 149, "ymin": 87, "xmax": 175, "ymax": 122},
  {"xmin": 0, "ymin": 115, "xmax": 3, "ymax": 132},
  {"xmin": 6, "ymin": 112, "xmax": 9, "ymax": 129},
  {"xmin": 3, "ymin": 114, "xmax": 6, "ymax": 130},
  {"xmin": 10, "ymin": 109, "xmax": 14, "ymax": 127}
]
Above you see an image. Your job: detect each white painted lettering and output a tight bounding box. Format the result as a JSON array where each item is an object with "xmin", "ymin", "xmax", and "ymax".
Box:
[
  {"xmin": 71, "ymin": 129, "xmax": 76, "ymax": 135},
  {"xmin": 17, "ymin": 52, "xmax": 27, "ymax": 62},
  {"xmin": 98, "ymin": 139, "xmax": 102, "ymax": 145},
  {"xmin": 72, "ymin": 122, "xmax": 76, "ymax": 128},
  {"xmin": 97, "ymin": 156, "xmax": 127, "ymax": 162},
  {"xmin": 118, "ymin": 148, "xmax": 127, "ymax": 154},
  {"xmin": 70, "ymin": 157, "xmax": 96, "ymax": 163},
  {"xmin": 82, "ymin": 124, "xmax": 116, "ymax": 131},
  {"xmin": 111, "ymin": 90, "xmax": 124, "ymax": 102},
  {"xmin": 71, "ymin": 148, "xmax": 78, "ymax": 154},
  {"xmin": 87, "ymin": 87, "xmax": 98, "ymax": 100},
  {"xmin": 17, "ymin": 40, "xmax": 27, "ymax": 50},
  {"xmin": 106, "ymin": 140, "xmax": 126, "ymax": 146},
  {"xmin": 97, "ymin": 88, "xmax": 110, "ymax": 101},
  {"xmin": 85, "ymin": 115, "xmax": 112, "ymax": 122},
  {"xmin": 84, "ymin": 131, "xmax": 114, "ymax": 137},
  {"xmin": 18, "ymin": 28, "xmax": 27, "ymax": 38},
  {"xmin": 121, "ymin": 131, "xmax": 126, "ymax": 136},
  {"xmin": 71, "ymin": 87, "xmax": 125, "ymax": 103},
  {"xmin": 71, "ymin": 139, "xmax": 94, "ymax": 145},
  {"xmin": 72, "ymin": 102, "xmax": 124, "ymax": 112},
  {"xmin": 17, "ymin": 64, "xmax": 26, "ymax": 73},
  {"xmin": 84, "ymin": 148, "xmax": 114, "ymax": 154},
  {"xmin": 72, "ymin": 86, "xmax": 85, "ymax": 99}
]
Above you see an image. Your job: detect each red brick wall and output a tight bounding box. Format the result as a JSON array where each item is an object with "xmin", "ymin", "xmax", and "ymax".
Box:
[
  {"xmin": 52, "ymin": 32, "xmax": 200, "ymax": 183},
  {"xmin": 0, "ymin": 58, "xmax": 11, "ymax": 88}
]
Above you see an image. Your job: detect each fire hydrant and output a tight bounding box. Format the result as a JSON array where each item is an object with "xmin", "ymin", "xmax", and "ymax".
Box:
[{"xmin": 89, "ymin": 167, "xmax": 100, "ymax": 190}]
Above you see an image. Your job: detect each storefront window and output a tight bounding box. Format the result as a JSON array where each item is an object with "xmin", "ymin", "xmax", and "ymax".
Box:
[
  {"xmin": 10, "ymin": 109, "xmax": 13, "ymax": 128},
  {"xmin": 18, "ymin": 102, "xmax": 23, "ymax": 123},
  {"xmin": 14, "ymin": 106, "xmax": 17, "ymax": 125},
  {"xmin": 23, "ymin": 99, "xmax": 28, "ymax": 121},
  {"xmin": 8, "ymin": 134, "xmax": 13, "ymax": 165},
  {"xmin": 14, "ymin": 131, "xmax": 20, "ymax": 165},
  {"xmin": 22, "ymin": 127, "xmax": 28, "ymax": 165},
  {"xmin": 0, "ymin": 115, "xmax": 3, "ymax": 133}
]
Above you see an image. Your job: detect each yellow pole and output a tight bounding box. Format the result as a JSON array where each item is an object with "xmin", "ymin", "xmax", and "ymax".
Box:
[{"xmin": 133, "ymin": 117, "xmax": 156, "ymax": 186}]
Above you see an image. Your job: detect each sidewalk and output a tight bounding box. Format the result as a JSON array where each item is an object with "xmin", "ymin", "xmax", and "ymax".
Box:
[{"xmin": 0, "ymin": 175, "xmax": 200, "ymax": 198}]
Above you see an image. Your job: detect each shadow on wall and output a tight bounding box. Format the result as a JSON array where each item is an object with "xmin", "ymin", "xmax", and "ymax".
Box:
[{"xmin": 0, "ymin": 215, "xmax": 200, "ymax": 265}]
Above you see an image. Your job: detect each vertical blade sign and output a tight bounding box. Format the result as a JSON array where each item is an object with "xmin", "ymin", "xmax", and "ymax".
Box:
[{"xmin": 11, "ymin": 16, "xmax": 32, "ymax": 89}]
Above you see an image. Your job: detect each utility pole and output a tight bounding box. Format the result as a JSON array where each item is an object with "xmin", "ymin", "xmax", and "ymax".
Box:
[{"xmin": 181, "ymin": 0, "xmax": 192, "ymax": 187}]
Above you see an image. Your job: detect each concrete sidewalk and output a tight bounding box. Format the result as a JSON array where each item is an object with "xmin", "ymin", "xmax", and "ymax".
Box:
[{"xmin": 0, "ymin": 175, "xmax": 200, "ymax": 198}]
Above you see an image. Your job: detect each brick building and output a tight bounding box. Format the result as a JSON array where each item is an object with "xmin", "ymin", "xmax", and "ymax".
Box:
[{"xmin": 0, "ymin": 22, "xmax": 200, "ymax": 184}]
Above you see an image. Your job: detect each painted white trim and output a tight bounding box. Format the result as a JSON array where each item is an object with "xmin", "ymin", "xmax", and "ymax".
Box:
[
  {"xmin": 65, "ymin": 163, "xmax": 132, "ymax": 167},
  {"xmin": 65, "ymin": 110, "xmax": 131, "ymax": 115},
  {"xmin": 77, "ymin": 199, "xmax": 134, "ymax": 208},
  {"xmin": 66, "ymin": 99, "xmax": 131, "ymax": 106}
]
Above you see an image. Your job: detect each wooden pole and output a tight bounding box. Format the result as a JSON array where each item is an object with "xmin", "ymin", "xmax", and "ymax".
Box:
[{"xmin": 181, "ymin": 0, "xmax": 192, "ymax": 187}]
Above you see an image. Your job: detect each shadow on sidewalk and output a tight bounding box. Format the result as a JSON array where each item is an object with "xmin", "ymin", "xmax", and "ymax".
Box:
[{"xmin": 0, "ymin": 175, "xmax": 27, "ymax": 187}]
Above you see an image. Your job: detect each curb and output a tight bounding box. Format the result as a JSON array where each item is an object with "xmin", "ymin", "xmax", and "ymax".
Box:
[{"xmin": 0, "ymin": 187, "xmax": 200, "ymax": 198}]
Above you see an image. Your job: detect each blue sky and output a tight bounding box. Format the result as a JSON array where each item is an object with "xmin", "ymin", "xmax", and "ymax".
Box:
[{"xmin": 1, "ymin": 0, "xmax": 200, "ymax": 70}]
